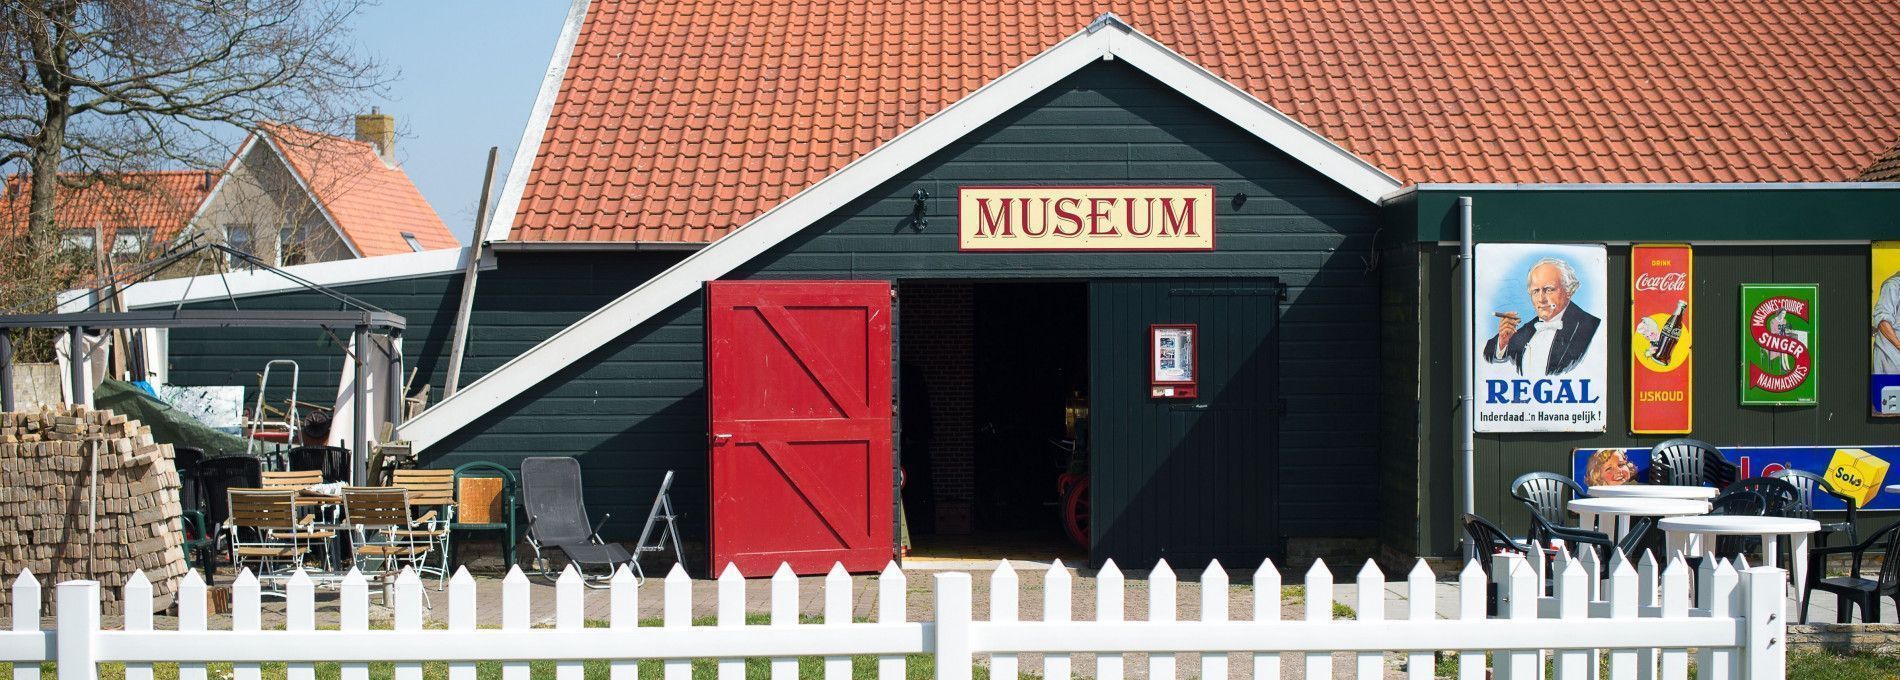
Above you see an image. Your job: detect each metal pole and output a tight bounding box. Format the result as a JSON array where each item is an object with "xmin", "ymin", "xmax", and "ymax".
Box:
[
  {"xmin": 68, "ymin": 326, "xmax": 88, "ymax": 407},
  {"xmin": 353, "ymin": 325, "xmax": 371, "ymax": 485},
  {"xmin": 1, "ymin": 329, "xmax": 14, "ymax": 412},
  {"xmin": 444, "ymin": 147, "xmax": 500, "ymax": 397},
  {"xmin": 386, "ymin": 329, "xmax": 405, "ymax": 428},
  {"xmin": 1459, "ymin": 196, "xmax": 1477, "ymax": 560}
]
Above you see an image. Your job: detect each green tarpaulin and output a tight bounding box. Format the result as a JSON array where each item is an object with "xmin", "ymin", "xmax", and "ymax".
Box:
[{"xmin": 94, "ymin": 379, "xmax": 252, "ymax": 456}]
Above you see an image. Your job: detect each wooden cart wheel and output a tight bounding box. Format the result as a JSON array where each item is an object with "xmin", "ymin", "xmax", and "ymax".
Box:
[{"xmin": 1061, "ymin": 476, "xmax": 1090, "ymax": 550}]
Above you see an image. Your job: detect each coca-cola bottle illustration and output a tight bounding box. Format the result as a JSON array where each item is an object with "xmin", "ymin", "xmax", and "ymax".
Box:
[{"xmin": 1649, "ymin": 299, "xmax": 1688, "ymax": 363}]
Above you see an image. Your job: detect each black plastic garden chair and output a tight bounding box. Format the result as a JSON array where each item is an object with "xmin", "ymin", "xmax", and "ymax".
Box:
[
  {"xmin": 1510, "ymin": 471, "xmax": 1586, "ymax": 529},
  {"xmin": 1528, "ymin": 512, "xmax": 1654, "ymax": 562},
  {"xmin": 1803, "ymin": 519, "xmax": 1900, "ymax": 623},
  {"xmin": 1646, "ymin": 439, "xmax": 1737, "ymax": 488},
  {"xmin": 521, "ymin": 457, "xmax": 635, "ymax": 585},
  {"xmin": 1462, "ymin": 513, "xmax": 1534, "ymax": 615},
  {"xmin": 1769, "ymin": 468, "xmax": 1860, "ymax": 546}
]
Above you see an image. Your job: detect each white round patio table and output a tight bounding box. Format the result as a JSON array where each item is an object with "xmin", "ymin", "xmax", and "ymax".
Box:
[
  {"xmin": 1587, "ymin": 485, "xmax": 1719, "ymax": 500},
  {"xmin": 1567, "ymin": 497, "xmax": 1710, "ymax": 543},
  {"xmin": 1657, "ymin": 515, "xmax": 1821, "ymax": 612}
]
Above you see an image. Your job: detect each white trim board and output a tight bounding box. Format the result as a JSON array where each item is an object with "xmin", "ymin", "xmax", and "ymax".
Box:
[
  {"xmin": 483, "ymin": 0, "xmax": 592, "ymax": 244},
  {"xmin": 397, "ymin": 15, "xmax": 1404, "ymax": 451},
  {"xmin": 59, "ymin": 247, "xmax": 487, "ymax": 312}
]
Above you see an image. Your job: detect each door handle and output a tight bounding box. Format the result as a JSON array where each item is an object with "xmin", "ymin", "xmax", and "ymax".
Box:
[{"xmin": 712, "ymin": 433, "xmax": 733, "ymax": 445}]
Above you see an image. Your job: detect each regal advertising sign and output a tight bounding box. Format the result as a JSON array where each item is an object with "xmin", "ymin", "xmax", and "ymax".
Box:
[
  {"xmin": 958, "ymin": 185, "xmax": 1215, "ymax": 251},
  {"xmin": 1474, "ymin": 243, "xmax": 1608, "ymax": 432},
  {"xmin": 1630, "ymin": 245, "xmax": 1692, "ymax": 433},
  {"xmin": 1741, "ymin": 283, "xmax": 1818, "ymax": 406},
  {"xmin": 1872, "ymin": 242, "xmax": 1900, "ymax": 416}
]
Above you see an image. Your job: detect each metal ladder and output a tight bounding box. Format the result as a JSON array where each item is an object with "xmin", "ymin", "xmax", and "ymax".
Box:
[{"xmin": 243, "ymin": 360, "xmax": 300, "ymax": 460}]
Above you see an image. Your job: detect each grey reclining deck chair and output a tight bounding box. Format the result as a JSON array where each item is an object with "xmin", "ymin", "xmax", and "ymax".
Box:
[{"xmin": 522, "ymin": 457, "xmax": 635, "ymax": 585}]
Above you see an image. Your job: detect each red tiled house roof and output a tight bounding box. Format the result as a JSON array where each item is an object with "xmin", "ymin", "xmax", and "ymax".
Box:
[
  {"xmin": 257, "ymin": 123, "xmax": 460, "ymax": 257},
  {"xmin": 1863, "ymin": 141, "xmax": 1900, "ymax": 182},
  {"xmin": 508, "ymin": 1, "xmax": 1900, "ymax": 244},
  {"xmin": 1, "ymin": 170, "xmax": 216, "ymax": 248}
]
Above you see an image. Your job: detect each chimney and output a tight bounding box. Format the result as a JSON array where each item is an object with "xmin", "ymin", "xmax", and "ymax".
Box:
[{"xmin": 354, "ymin": 107, "xmax": 397, "ymax": 167}]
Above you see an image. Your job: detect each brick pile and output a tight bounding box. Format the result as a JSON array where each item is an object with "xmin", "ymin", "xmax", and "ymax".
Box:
[{"xmin": 0, "ymin": 405, "xmax": 188, "ymax": 613}]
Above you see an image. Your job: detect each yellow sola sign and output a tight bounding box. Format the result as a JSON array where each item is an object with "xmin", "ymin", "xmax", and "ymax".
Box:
[{"xmin": 958, "ymin": 185, "xmax": 1216, "ymax": 251}]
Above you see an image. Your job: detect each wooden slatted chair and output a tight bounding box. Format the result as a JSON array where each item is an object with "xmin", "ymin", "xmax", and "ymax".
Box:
[
  {"xmin": 261, "ymin": 469, "xmax": 324, "ymax": 491},
  {"xmin": 391, "ymin": 469, "xmax": 456, "ymax": 588},
  {"xmin": 225, "ymin": 489, "xmax": 327, "ymax": 589},
  {"xmin": 343, "ymin": 486, "xmax": 437, "ymax": 605}
]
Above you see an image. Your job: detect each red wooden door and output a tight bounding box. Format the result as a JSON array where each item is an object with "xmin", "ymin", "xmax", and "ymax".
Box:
[{"xmin": 706, "ymin": 281, "xmax": 894, "ymax": 576}]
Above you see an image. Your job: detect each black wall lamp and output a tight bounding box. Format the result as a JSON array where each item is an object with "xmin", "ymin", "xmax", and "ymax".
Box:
[{"xmin": 907, "ymin": 189, "xmax": 931, "ymax": 232}]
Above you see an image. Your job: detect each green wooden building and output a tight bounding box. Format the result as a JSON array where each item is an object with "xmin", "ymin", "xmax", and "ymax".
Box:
[{"xmin": 114, "ymin": 11, "xmax": 1900, "ymax": 571}]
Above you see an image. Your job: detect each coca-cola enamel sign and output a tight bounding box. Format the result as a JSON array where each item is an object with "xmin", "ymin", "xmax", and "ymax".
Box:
[
  {"xmin": 1741, "ymin": 284, "xmax": 1819, "ymax": 406},
  {"xmin": 1630, "ymin": 245, "xmax": 1692, "ymax": 433},
  {"xmin": 1473, "ymin": 243, "xmax": 1608, "ymax": 432}
]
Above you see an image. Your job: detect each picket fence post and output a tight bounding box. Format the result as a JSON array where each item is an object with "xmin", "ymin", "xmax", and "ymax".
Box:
[
  {"xmin": 450, "ymin": 568, "xmax": 479, "ymax": 680},
  {"xmin": 1200, "ymin": 560, "xmax": 1229, "ymax": 680},
  {"xmin": 1605, "ymin": 553, "xmax": 1640, "ymax": 680},
  {"xmin": 1149, "ymin": 560, "xmax": 1177, "ymax": 680},
  {"xmin": 1356, "ymin": 560, "xmax": 1385, "ymax": 679},
  {"xmin": 232, "ymin": 570, "xmax": 261, "ymax": 680},
  {"xmin": 987, "ymin": 561, "xmax": 1018, "ymax": 680},
  {"xmin": 55, "ymin": 579, "xmax": 99, "ymax": 680},
  {"xmin": 178, "ymin": 570, "xmax": 208, "ymax": 680},
  {"xmin": 1456, "ymin": 560, "xmax": 1485, "ymax": 680},
  {"xmin": 769, "ymin": 564, "xmax": 798, "ymax": 680},
  {"xmin": 122, "ymin": 571, "xmax": 152, "ymax": 680},
  {"xmin": 932, "ymin": 571, "xmax": 973, "ymax": 680},
  {"xmin": 1303, "ymin": 560, "xmax": 1333, "ymax": 679},
  {"xmin": 716, "ymin": 566, "xmax": 744, "ymax": 680},
  {"xmin": 824, "ymin": 564, "xmax": 851, "ymax": 680},
  {"xmin": 1496, "ymin": 553, "xmax": 1538, "ymax": 680},
  {"xmin": 1096, "ymin": 560, "xmax": 1124, "ymax": 680},
  {"xmin": 1742, "ymin": 566, "xmax": 1787, "ymax": 680},
  {"xmin": 341, "ymin": 569, "xmax": 369, "ymax": 680},
  {"xmin": 1697, "ymin": 559, "xmax": 1740, "ymax": 677},
  {"xmin": 12, "ymin": 571, "xmax": 41, "ymax": 680},
  {"xmin": 875, "ymin": 562, "xmax": 906, "ymax": 680},
  {"xmin": 503, "ymin": 566, "xmax": 531, "ymax": 680},
  {"xmin": 1254, "ymin": 559, "xmax": 1281, "ymax": 680},
  {"xmin": 662, "ymin": 564, "xmax": 690, "ymax": 680},
  {"xmin": 1405, "ymin": 560, "xmax": 1434, "ymax": 680},
  {"xmin": 1043, "ymin": 561, "xmax": 1072, "ymax": 680},
  {"xmin": 608, "ymin": 566, "xmax": 638, "ymax": 680}
]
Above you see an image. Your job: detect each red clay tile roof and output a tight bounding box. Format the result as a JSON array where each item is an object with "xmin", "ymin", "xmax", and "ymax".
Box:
[
  {"xmin": 260, "ymin": 123, "xmax": 460, "ymax": 256},
  {"xmin": 511, "ymin": 1, "xmax": 1900, "ymax": 244},
  {"xmin": 1863, "ymin": 142, "xmax": 1900, "ymax": 182},
  {"xmin": 1, "ymin": 170, "xmax": 216, "ymax": 248}
]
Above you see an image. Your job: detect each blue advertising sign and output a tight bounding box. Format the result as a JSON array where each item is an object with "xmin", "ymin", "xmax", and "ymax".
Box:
[{"xmin": 1572, "ymin": 446, "xmax": 1900, "ymax": 511}]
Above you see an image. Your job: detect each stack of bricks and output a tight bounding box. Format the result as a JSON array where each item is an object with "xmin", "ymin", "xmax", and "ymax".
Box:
[{"xmin": 0, "ymin": 405, "xmax": 188, "ymax": 614}]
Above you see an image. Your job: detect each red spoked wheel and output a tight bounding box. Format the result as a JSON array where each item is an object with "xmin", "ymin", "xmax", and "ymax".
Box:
[{"xmin": 1061, "ymin": 476, "xmax": 1090, "ymax": 550}]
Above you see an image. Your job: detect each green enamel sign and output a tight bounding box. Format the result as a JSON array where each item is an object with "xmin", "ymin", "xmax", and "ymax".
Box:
[{"xmin": 1741, "ymin": 283, "xmax": 1819, "ymax": 406}]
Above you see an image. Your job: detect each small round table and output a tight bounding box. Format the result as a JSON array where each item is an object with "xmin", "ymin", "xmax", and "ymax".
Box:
[
  {"xmin": 1587, "ymin": 485, "xmax": 1719, "ymax": 500},
  {"xmin": 1657, "ymin": 515, "xmax": 1822, "ymax": 612},
  {"xmin": 1568, "ymin": 497, "xmax": 1710, "ymax": 542}
]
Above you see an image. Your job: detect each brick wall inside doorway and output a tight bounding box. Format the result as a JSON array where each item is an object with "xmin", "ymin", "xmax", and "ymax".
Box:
[{"xmin": 898, "ymin": 282, "xmax": 975, "ymax": 534}]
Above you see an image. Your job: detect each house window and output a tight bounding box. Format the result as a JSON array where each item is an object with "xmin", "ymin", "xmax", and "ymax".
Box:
[
  {"xmin": 277, "ymin": 225, "xmax": 297, "ymax": 266},
  {"xmin": 60, "ymin": 230, "xmax": 96, "ymax": 253},
  {"xmin": 113, "ymin": 228, "xmax": 153, "ymax": 257},
  {"xmin": 224, "ymin": 224, "xmax": 253, "ymax": 265},
  {"xmin": 401, "ymin": 231, "xmax": 424, "ymax": 252}
]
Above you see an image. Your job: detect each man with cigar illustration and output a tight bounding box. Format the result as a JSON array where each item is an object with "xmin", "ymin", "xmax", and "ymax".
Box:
[{"xmin": 1485, "ymin": 257, "xmax": 1601, "ymax": 376}]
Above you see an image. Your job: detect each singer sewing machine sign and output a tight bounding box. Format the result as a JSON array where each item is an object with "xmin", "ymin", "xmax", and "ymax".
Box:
[
  {"xmin": 1741, "ymin": 283, "xmax": 1819, "ymax": 406},
  {"xmin": 957, "ymin": 185, "xmax": 1216, "ymax": 251},
  {"xmin": 1473, "ymin": 243, "xmax": 1608, "ymax": 432},
  {"xmin": 1630, "ymin": 245, "xmax": 1693, "ymax": 433}
]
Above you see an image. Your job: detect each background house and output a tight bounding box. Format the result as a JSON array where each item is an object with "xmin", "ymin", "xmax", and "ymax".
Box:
[
  {"xmin": 0, "ymin": 171, "xmax": 216, "ymax": 263},
  {"xmin": 192, "ymin": 112, "xmax": 460, "ymax": 267}
]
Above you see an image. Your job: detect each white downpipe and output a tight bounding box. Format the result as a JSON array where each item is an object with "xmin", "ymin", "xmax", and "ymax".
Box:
[{"xmin": 1459, "ymin": 196, "xmax": 1476, "ymax": 559}]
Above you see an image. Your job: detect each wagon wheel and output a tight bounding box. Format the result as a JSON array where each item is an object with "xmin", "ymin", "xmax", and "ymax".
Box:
[{"xmin": 1061, "ymin": 476, "xmax": 1090, "ymax": 550}]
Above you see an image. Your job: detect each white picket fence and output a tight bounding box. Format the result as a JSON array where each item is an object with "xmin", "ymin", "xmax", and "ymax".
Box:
[{"xmin": 0, "ymin": 548, "xmax": 1784, "ymax": 680}]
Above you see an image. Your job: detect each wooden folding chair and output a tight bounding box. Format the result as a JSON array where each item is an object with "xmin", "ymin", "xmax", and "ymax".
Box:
[
  {"xmin": 343, "ymin": 486, "xmax": 437, "ymax": 605},
  {"xmin": 225, "ymin": 489, "xmax": 329, "ymax": 590},
  {"xmin": 391, "ymin": 469, "xmax": 455, "ymax": 588}
]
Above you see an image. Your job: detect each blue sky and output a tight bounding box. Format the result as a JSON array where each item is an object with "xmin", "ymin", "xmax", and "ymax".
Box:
[{"xmin": 349, "ymin": 1, "xmax": 571, "ymax": 242}]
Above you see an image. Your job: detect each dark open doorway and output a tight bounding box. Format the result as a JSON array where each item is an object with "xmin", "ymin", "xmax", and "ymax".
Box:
[{"xmin": 896, "ymin": 280, "xmax": 1089, "ymax": 563}]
